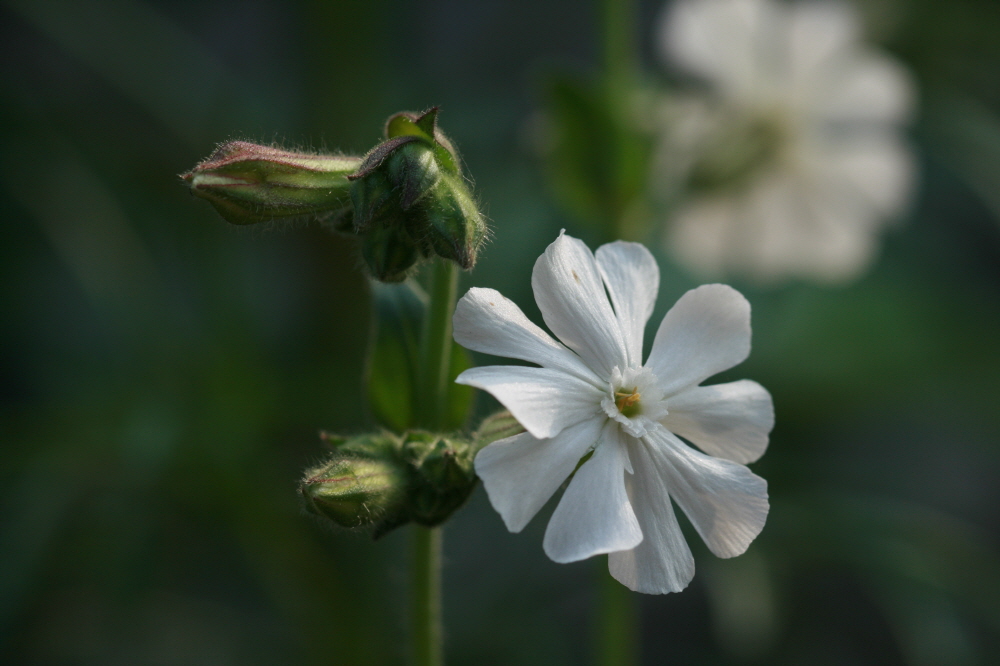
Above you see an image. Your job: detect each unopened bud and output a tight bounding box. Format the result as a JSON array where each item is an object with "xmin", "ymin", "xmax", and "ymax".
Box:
[
  {"xmin": 181, "ymin": 141, "xmax": 361, "ymax": 225},
  {"xmin": 360, "ymin": 218, "xmax": 421, "ymax": 283},
  {"xmin": 347, "ymin": 108, "xmax": 487, "ymax": 280},
  {"xmin": 300, "ymin": 452, "xmax": 406, "ymax": 529},
  {"xmin": 400, "ymin": 431, "xmax": 477, "ymax": 527},
  {"xmin": 419, "ymin": 172, "xmax": 487, "ymax": 270},
  {"xmin": 472, "ymin": 411, "xmax": 525, "ymax": 452},
  {"xmin": 299, "ymin": 429, "xmax": 478, "ymax": 537}
]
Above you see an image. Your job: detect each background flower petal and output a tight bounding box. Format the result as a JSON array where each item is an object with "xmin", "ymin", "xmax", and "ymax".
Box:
[
  {"xmin": 646, "ymin": 427, "xmax": 769, "ymax": 559},
  {"xmin": 662, "ymin": 379, "xmax": 774, "ymax": 464},
  {"xmin": 543, "ymin": 426, "xmax": 642, "ymax": 563},
  {"xmin": 785, "ymin": 0, "xmax": 858, "ymax": 89},
  {"xmin": 456, "ymin": 365, "xmax": 604, "ymax": 439},
  {"xmin": 532, "ymin": 233, "xmax": 629, "ymax": 377},
  {"xmin": 645, "ymin": 284, "xmax": 751, "ymax": 395},
  {"xmin": 817, "ymin": 134, "xmax": 915, "ymax": 218},
  {"xmin": 475, "ymin": 418, "xmax": 604, "ymax": 534},
  {"xmin": 453, "ymin": 286, "xmax": 598, "ymax": 382},
  {"xmin": 659, "ymin": 0, "xmax": 775, "ymax": 100},
  {"xmin": 811, "ymin": 54, "xmax": 915, "ymax": 125},
  {"xmin": 609, "ymin": 438, "xmax": 696, "ymax": 594},
  {"xmin": 596, "ymin": 241, "xmax": 660, "ymax": 368}
]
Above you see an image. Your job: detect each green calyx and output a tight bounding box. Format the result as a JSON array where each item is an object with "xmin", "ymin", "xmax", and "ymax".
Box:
[
  {"xmin": 299, "ymin": 429, "xmax": 477, "ymax": 538},
  {"xmin": 181, "ymin": 141, "xmax": 360, "ymax": 225},
  {"xmin": 348, "ymin": 108, "xmax": 487, "ymax": 282}
]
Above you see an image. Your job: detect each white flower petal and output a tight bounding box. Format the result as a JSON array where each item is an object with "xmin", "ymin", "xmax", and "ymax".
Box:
[
  {"xmin": 666, "ymin": 196, "xmax": 739, "ymax": 279},
  {"xmin": 662, "ymin": 380, "xmax": 774, "ymax": 464},
  {"xmin": 609, "ymin": 437, "xmax": 695, "ymax": 594},
  {"xmin": 812, "ymin": 53, "xmax": 914, "ymax": 125},
  {"xmin": 456, "ymin": 365, "xmax": 604, "ymax": 439},
  {"xmin": 453, "ymin": 287, "xmax": 598, "ymax": 382},
  {"xmin": 645, "ymin": 284, "xmax": 751, "ymax": 395},
  {"xmin": 659, "ymin": 0, "xmax": 774, "ymax": 101},
  {"xmin": 475, "ymin": 417, "xmax": 604, "ymax": 533},
  {"xmin": 645, "ymin": 427, "xmax": 768, "ymax": 559},
  {"xmin": 786, "ymin": 0, "xmax": 858, "ymax": 89},
  {"xmin": 543, "ymin": 424, "xmax": 642, "ymax": 563},
  {"xmin": 596, "ymin": 241, "xmax": 660, "ymax": 368},
  {"xmin": 532, "ymin": 233, "xmax": 629, "ymax": 377},
  {"xmin": 818, "ymin": 134, "xmax": 915, "ymax": 218}
]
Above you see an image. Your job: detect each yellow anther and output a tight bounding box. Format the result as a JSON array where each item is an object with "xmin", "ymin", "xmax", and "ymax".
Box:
[{"xmin": 615, "ymin": 387, "xmax": 641, "ymax": 415}]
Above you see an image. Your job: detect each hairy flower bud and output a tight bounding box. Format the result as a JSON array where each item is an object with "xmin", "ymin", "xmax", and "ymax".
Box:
[
  {"xmin": 360, "ymin": 217, "xmax": 422, "ymax": 283},
  {"xmin": 181, "ymin": 141, "xmax": 361, "ymax": 225},
  {"xmin": 300, "ymin": 454, "xmax": 406, "ymax": 528},
  {"xmin": 347, "ymin": 108, "xmax": 487, "ymax": 280},
  {"xmin": 399, "ymin": 431, "xmax": 477, "ymax": 527},
  {"xmin": 299, "ymin": 429, "xmax": 477, "ymax": 537},
  {"xmin": 419, "ymin": 172, "xmax": 487, "ymax": 270}
]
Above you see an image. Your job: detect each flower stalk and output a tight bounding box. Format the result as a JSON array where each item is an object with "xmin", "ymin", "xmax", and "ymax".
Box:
[
  {"xmin": 408, "ymin": 257, "xmax": 459, "ymax": 666},
  {"xmin": 417, "ymin": 258, "xmax": 459, "ymax": 431},
  {"xmin": 412, "ymin": 526, "xmax": 443, "ymax": 666},
  {"xmin": 598, "ymin": 1, "xmax": 642, "ymax": 662}
]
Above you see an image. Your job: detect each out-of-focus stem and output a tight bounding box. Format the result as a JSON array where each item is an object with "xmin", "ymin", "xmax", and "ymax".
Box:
[{"xmin": 597, "ymin": 559, "xmax": 639, "ymax": 666}]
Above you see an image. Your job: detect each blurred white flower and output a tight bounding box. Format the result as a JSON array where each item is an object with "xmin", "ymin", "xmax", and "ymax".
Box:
[
  {"xmin": 453, "ymin": 232, "xmax": 772, "ymax": 594},
  {"xmin": 654, "ymin": 0, "xmax": 916, "ymax": 283}
]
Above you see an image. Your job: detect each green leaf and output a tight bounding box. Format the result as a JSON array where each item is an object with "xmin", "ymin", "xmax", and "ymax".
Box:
[
  {"xmin": 540, "ymin": 74, "xmax": 652, "ymax": 239},
  {"xmin": 443, "ymin": 342, "xmax": 474, "ymax": 431},
  {"xmin": 366, "ymin": 280, "xmax": 427, "ymax": 430}
]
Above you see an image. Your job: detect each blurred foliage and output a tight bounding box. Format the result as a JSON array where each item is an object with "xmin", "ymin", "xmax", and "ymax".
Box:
[
  {"xmin": 1, "ymin": 0, "xmax": 999, "ymax": 665},
  {"xmin": 367, "ymin": 280, "xmax": 473, "ymax": 434}
]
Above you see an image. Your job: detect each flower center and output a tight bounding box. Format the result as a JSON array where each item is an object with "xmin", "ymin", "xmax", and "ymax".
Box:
[
  {"xmin": 601, "ymin": 366, "xmax": 668, "ymax": 439},
  {"xmin": 614, "ymin": 387, "xmax": 642, "ymax": 417}
]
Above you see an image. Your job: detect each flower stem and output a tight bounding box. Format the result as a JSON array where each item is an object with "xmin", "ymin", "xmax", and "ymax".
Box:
[
  {"xmin": 601, "ymin": 0, "xmax": 635, "ymax": 101},
  {"xmin": 411, "ymin": 526, "xmax": 443, "ymax": 666},
  {"xmin": 409, "ymin": 258, "xmax": 457, "ymax": 665},
  {"xmin": 596, "ymin": 2, "xmax": 642, "ymax": 655},
  {"xmin": 596, "ymin": 560, "xmax": 639, "ymax": 666},
  {"xmin": 599, "ymin": 0, "xmax": 643, "ymax": 242},
  {"xmin": 417, "ymin": 258, "xmax": 459, "ymax": 430}
]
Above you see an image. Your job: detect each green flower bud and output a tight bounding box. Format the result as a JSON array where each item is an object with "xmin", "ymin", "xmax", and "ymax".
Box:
[
  {"xmin": 400, "ymin": 431, "xmax": 477, "ymax": 528},
  {"xmin": 419, "ymin": 172, "xmax": 487, "ymax": 270},
  {"xmin": 347, "ymin": 108, "xmax": 487, "ymax": 280},
  {"xmin": 299, "ymin": 429, "xmax": 478, "ymax": 537},
  {"xmin": 360, "ymin": 217, "xmax": 421, "ymax": 283},
  {"xmin": 472, "ymin": 410, "xmax": 525, "ymax": 452},
  {"xmin": 300, "ymin": 453, "xmax": 407, "ymax": 529},
  {"xmin": 181, "ymin": 141, "xmax": 361, "ymax": 225}
]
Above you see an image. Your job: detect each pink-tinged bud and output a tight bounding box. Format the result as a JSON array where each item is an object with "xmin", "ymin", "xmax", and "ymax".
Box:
[{"xmin": 181, "ymin": 141, "xmax": 361, "ymax": 225}]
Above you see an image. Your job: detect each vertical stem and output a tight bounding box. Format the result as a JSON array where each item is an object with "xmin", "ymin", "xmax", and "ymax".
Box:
[
  {"xmin": 600, "ymin": 0, "xmax": 642, "ymax": 242},
  {"xmin": 417, "ymin": 258, "xmax": 459, "ymax": 430},
  {"xmin": 596, "ymin": 561, "xmax": 639, "ymax": 666},
  {"xmin": 601, "ymin": 0, "xmax": 635, "ymax": 100},
  {"xmin": 597, "ymin": 4, "xmax": 640, "ymax": 662},
  {"xmin": 412, "ymin": 526, "xmax": 443, "ymax": 666},
  {"xmin": 409, "ymin": 258, "xmax": 457, "ymax": 665}
]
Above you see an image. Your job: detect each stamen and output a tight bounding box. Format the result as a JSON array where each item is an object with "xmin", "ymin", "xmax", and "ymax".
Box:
[{"xmin": 615, "ymin": 387, "xmax": 641, "ymax": 416}]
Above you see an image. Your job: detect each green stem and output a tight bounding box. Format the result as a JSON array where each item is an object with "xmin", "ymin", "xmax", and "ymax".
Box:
[
  {"xmin": 417, "ymin": 258, "xmax": 459, "ymax": 430},
  {"xmin": 411, "ymin": 526, "xmax": 443, "ymax": 666},
  {"xmin": 597, "ymin": 559, "xmax": 639, "ymax": 666},
  {"xmin": 597, "ymin": 1, "xmax": 640, "ymax": 629},
  {"xmin": 601, "ymin": 0, "xmax": 635, "ymax": 100},
  {"xmin": 409, "ymin": 258, "xmax": 457, "ymax": 665},
  {"xmin": 600, "ymin": 0, "xmax": 642, "ymax": 242}
]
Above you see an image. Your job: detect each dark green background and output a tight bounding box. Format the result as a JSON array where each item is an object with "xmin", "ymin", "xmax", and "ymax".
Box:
[{"xmin": 2, "ymin": 0, "xmax": 999, "ymax": 664}]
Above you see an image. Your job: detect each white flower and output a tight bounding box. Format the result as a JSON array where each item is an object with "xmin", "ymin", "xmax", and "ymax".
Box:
[
  {"xmin": 654, "ymin": 0, "xmax": 916, "ymax": 283},
  {"xmin": 453, "ymin": 232, "xmax": 772, "ymax": 594}
]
